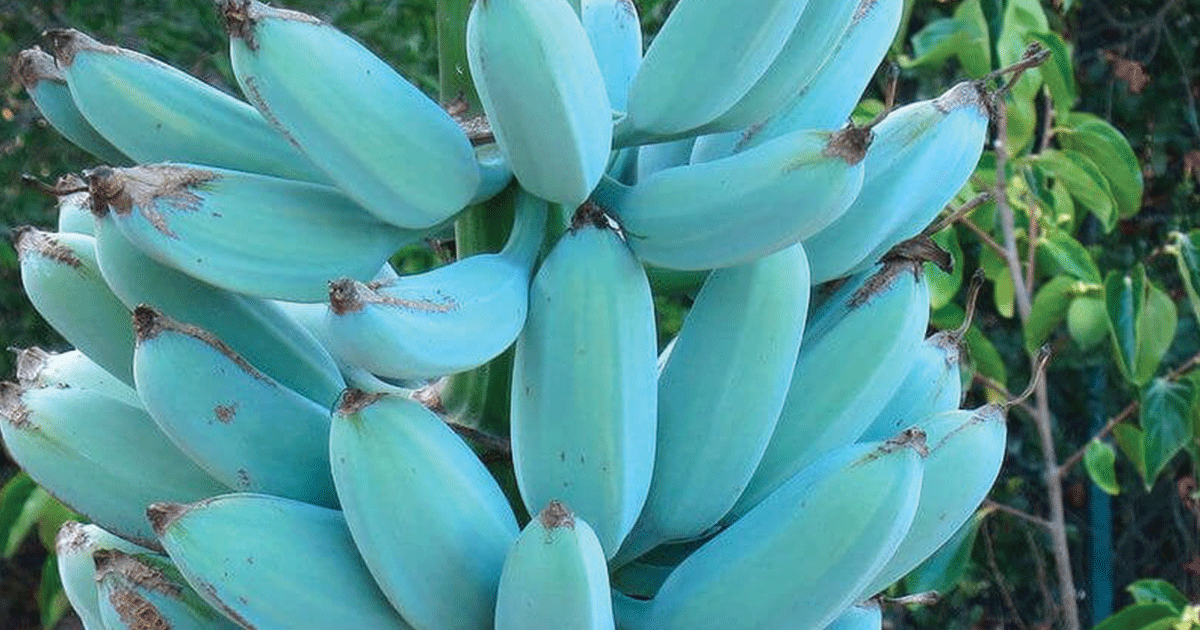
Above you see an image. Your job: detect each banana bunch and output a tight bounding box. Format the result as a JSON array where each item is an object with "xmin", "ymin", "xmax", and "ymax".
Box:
[{"xmin": 5, "ymin": 0, "xmax": 1027, "ymax": 627}]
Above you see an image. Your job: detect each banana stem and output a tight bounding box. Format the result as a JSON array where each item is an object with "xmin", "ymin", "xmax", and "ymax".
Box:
[{"xmin": 436, "ymin": 0, "xmax": 480, "ymax": 111}]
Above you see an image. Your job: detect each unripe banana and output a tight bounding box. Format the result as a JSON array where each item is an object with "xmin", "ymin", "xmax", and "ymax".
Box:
[
  {"xmin": 42, "ymin": 28, "xmax": 328, "ymax": 183},
  {"xmin": 467, "ymin": 0, "xmax": 612, "ymax": 207},
  {"xmin": 56, "ymin": 522, "xmax": 154, "ymax": 630},
  {"xmin": 581, "ymin": 0, "xmax": 642, "ymax": 114},
  {"xmin": 148, "ymin": 493, "xmax": 414, "ymax": 630},
  {"xmin": 86, "ymin": 163, "xmax": 424, "ymax": 302},
  {"xmin": 495, "ymin": 501, "xmax": 615, "ymax": 630},
  {"xmin": 14, "ymin": 47, "xmax": 130, "ymax": 166},
  {"xmin": 219, "ymin": 0, "xmax": 481, "ymax": 229},
  {"xmin": 511, "ymin": 204, "xmax": 657, "ymax": 558},
  {"xmin": 132, "ymin": 306, "xmax": 338, "ymax": 507},
  {"xmin": 15, "ymin": 347, "xmax": 140, "ymax": 408},
  {"xmin": 94, "ymin": 549, "xmax": 241, "ymax": 630},
  {"xmin": 330, "ymin": 389, "xmax": 519, "ymax": 630},
  {"xmin": 635, "ymin": 138, "xmax": 696, "ymax": 183},
  {"xmin": 15, "ymin": 228, "xmax": 135, "ymax": 386},
  {"xmin": 51, "ymin": 175, "xmax": 96, "ymax": 235},
  {"xmin": 645, "ymin": 436, "xmax": 926, "ymax": 630},
  {"xmin": 615, "ymin": 243, "xmax": 810, "ymax": 565}
]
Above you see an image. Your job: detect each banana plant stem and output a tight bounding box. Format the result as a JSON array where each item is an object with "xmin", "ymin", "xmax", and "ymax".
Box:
[{"xmin": 436, "ymin": 0, "xmax": 480, "ymax": 111}]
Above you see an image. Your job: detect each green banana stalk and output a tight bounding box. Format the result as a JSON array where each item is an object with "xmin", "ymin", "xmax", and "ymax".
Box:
[
  {"xmin": 14, "ymin": 47, "xmax": 130, "ymax": 166},
  {"xmin": 0, "ymin": 382, "xmax": 228, "ymax": 548},
  {"xmin": 132, "ymin": 306, "xmax": 338, "ymax": 507},
  {"xmin": 15, "ymin": 228, "xmax": 135, "ymax": 386},
  {"xmin": 581, "ymin": 0, "xmax": 642, "ymax": 115},
  {"xmin": 511, "ymin": 204, "xmax": 657, "ymax": 558},
  {"xmin": 467, "ymin": 0, "xmax": 613, "ymax": 208},
  {"xmin": 321, "ymin": 188, "xmax": 546, "ymax": 380},
  {"xmin": 803, "ymin": 81, "xmax": 990, "ymax": 283},
  {"xmin": 616, "ymin": 0, "xmax": 811, "ymax": 141},
  {"xmin": 86, "ymin": 163, "xmax": 424, "ymax": 302},
  {"xmin": 148, "ymin": 493, "xmax": 414, "ymax": 630},
  {"xmin": 645, "ymin": 436, "xmax": 926, "ymax": 630},
  {"xmin": 596, "ymin": 126, "xmax": 870, "ymax": 270},
  {"xmin": 94, "ymin": 550, "xmax": 241, "ymax": 630},
  {"xmin": 857, "ymin": 405, "xmax": 1008, "ymax": 597},
  {"xmin": 15, "ymin": 347, "xmax": 140, "ymax": 408},
  {"xmin": 731, "ymin": 255, "xmax": 930, "ymax": 518},
  {"xmin": 219, "ymin": 0, "xmax": 481, "ymax": 229},
  {"xmin": 495, "ymin": 501, "xmax": 615, "ymax": 630},
  {"xmin": 329, "ymin": 389, "xmax": 519, "ymax": 630},
  {"xmin": 42, "ymin": 29, "xmax": 328, "ymax": 183},
  {"xmin": 614, "ymin": 243, "xmax": 810, "ymax": 565},
  {"xmin": 56, "ymin": 521, "xmax": 154, "ymax": 630},
  {"xmin": 93, "ymin": 212, "xmax": 346, "ymax": 407}
]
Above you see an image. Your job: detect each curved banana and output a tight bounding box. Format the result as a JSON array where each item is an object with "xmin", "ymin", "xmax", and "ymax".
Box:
[
  {"xmin": 86, "ymin": 163, "xmax": 423, "ymax": 302},
  {"xmin": 15, "ymin": 347, "xmax": 140, "ymax": 408},
  {"xmin": 511, "ymin": 204, "xmax": 657, "ymax": 558},
  {"xmin": 15, "ymin": 228, "xmax": 135, "ymax": 386},
  {"xmin": 581, "ymin": 0, "xmax": 642, "ymax": 114},
  {"xmin": 615, "ymin": 243, "xmax": 810, "ymax": 565},
  {"xmin": 857, "ymin": 405, "xmax": 1007, "ymax": 597},
  {"xmin": 14, "ymin": 47, "xmax": 130, "ymax": 166},
  {"xmin": 731, "ymin": 257, "xmax": 930, "ymax": 518},
  {"xmin": 219, "ymin": 0, "xmax": 480, "ymax": 229},
  {"xmin": 56, "ymin": 521, "xmax": 154, "ymax": 630},
  {"xmin": 646, "ymin": 436, "xmax": 926, "ymax": 630},
  {"xmin": 42, "ymin": 29, "xmax": 328, "ymax": 183},
  {"xmin": 805, "ymin": 82, "xmax": 990, "ymax": 282},
  {"xmin": 495, "ymin": 501, "xmax": 615, "ymax": 630},
  {"xmin": 329, "ymin": 389, "xmax": 519, "ymax": 630},
  {"xmin": 467, "ymin": 0, "xmax": 612, "ymax": 208},
  {"xmin": 322, "ymin": 188, "xmax": 546, "ymax": 380},
  {"xmin": 94, "ymin": 550, "xmax": 241, "ymax": 630},
  {"xmin": 0, "ymin": 382, "xmax": 228, "ymax": 548},
  {"xmin": 597, "ymin": 126, "xmax": 869, "ymax": 270},
  {"xmin": 148, "ymin": 493, "xmax": 414, "ymax": 630},
  {"xmin": 132, "ymin": 306, "xmax": 338, "ymax": 507},
  {"xmin": 92, "ymin": 212, "xmax": 345, "ymax": 407},
  {"xmin": 617, "ymin": 0, "xmax": 811, "ymax": 141},
  {"xmin": 743, "ymin": 0, "xmax": 907, "ymax": 148}
]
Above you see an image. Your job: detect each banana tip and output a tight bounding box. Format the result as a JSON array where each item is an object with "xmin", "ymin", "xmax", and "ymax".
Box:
[
  {"xmin": 54, "ymin": 520, "xmax": 91, "ymax": 554},
  {"xmin": 335, "ymin": 388, "xmax": 386, "ymax": 417},
  {"xmin": 0, "ymin": 382, "xmax": 31, "ymax": 429},
  {"xmin": 328, "ymin": 279, "xmax": 366, "ymax": 315},
  {"xmin": 13, "ymin": 228, "xmax": 84, "ymax": 269},
  {"xmin": 41, "ymin": 28, "xmax": 100, "ymax": 67},
  {"xmin": 825, "ymin": 125, "xmax": 872, "ymax": 165},
  {"xmin": 538, "ymin": 500, "xmax": 575, "ymax": 530},
  {"xmin": 132, "ymin": 305, "xmax": 166, "ymax": 342},
  {"xmin": 14, "ymin": 47, "xmax": 63, "ymax": 88},
  {"xmin": 146, "ymin": 502, "xmax": 187, "ymax": 537}
]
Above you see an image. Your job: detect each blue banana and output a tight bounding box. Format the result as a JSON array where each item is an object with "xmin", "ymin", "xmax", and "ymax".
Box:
[
  {"xmin": 93, "ymin": 550, "xmax": 241, "ymax": 630},
  {"xmin": 55, "ymin": 522, "xmax": 154, "ymax": 630}
]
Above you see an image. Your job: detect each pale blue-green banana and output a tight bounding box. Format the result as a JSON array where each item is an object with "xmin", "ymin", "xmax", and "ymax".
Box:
[
  {"xmin": 329, "ymin": 389, "xmax": 519, "ymax": 630},
  {"xmin": 321, "ymin": 188, "xmax": 546, "ymax": 380},
  {"xmin": 644, "ymin": 436, "xmax": 926, "ymax": 630},
  {"xmin": 635, "ymin": 138, "xmax": 695, "ymax": 183},
  {"xmin": 15, "ymin": 228, "xmax": 135, "ymax": 386},
  {"xmin": 219, "ymin": 0, "xmax": 481, "ymax": 229},
  {"xmin": 596, "ymin": 126, "xmax": 870, "ymax": 270},
  {"xmin": 614, "ymin": 243, "xmax": 810, "ymax": 566},
  {"xmin": 14, "ymin": 47, "xmax": 130, "ymax": 166},
  {"xmin": 467, "ymin": 0, "xmax": 612, "ymax": 208},
  {"xmin": 616, "ymin": 0, "xmax": 811, "ymax": 142},
  {"xmin": 148, "ymin": 493, "xmax": 414, "ymax": 630},
  {"xmin": 94, "ymin": 550, "xmax": 242, "ymax": 630},
  {"xmin": 581, "ymin": 0, "xmax": 642, "ymax": 114},
  {"xmin": 42, "ymin": 29, "xmax": 328, "ymax": 183},
  {"xmin": 56, "ymin": 521, "xmax": 154, "ymax": 630},
  {"xmin": 511, "ymin": 204, "xmax": 657, "ymax": 558},
  {"xmin": 132, "ymin": 306, "xmax": 338, "ymax": 507},
  {"xmin": 731, "ymin": 257, "xmax": 930, "ymax": 518},
  {"xmin": 15, "ymin": 347, "xmax": 140, "ymax": 408},
  {"xmin": 52, "ymin": 176, "xmax": 96, "ymax": 235},
  {"xmin": 495, "ymin": 501, "xmax": 615, "ymax": 630},
  {"xmin": 86, "ymin": 163, "xmax": 424, "ymax": 302},
  {"xmin": 93, "ymin": 213, "xmax": 345, "ymax": 407},
  {"xmin": 0, "ymin": 382, "xmax": 228, "ymax": 548}
]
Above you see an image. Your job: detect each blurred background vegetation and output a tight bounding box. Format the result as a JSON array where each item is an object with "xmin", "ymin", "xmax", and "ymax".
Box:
[{"xmin": 1, "ymin": 0, "xmax": 1198, "ymax": 629}]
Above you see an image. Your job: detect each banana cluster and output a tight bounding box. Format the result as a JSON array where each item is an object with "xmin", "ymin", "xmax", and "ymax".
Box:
[{"xmin": 6, "ymin": 0, "xmax": 1009, "ymax": 629}]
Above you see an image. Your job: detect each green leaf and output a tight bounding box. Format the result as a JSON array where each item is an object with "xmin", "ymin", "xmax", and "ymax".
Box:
[
  {"xmin": 996, "ymin": 0, "xmax": 1047, "ymax": 152},
  {"xmin": 927, "ymin": 226, "xmax": 965, "ymax": 310},
  {"xmin": 1025, "ymin": 275, "xmax": 1075, "ymax": 353},
  {"xmin": 0, "ymin": 473, "xmax": 37, "ymax": 558},
  {"xmin": 902, "ymin": 509, "xmax": 986, "ymax": 594},
  {"xmin": 1114, "ymin": 423, "xmax": 1148, "ymax": 485},
  {"xmin": 953, "ymin": 0, "xmax": 992, "ymax": 77},
  {"xmin": 1168, "ymin": 230, "xmax": 1200, "ymax": 324},
  {"xmin": 994, "ymin": 267, "xmax": 1015, "ymax": 318},
  {"xmin": 1037, "ymin": 227, "xmax": 1102, "ymax": 283},
  {"xmin": 967, "ymin": 326, "xmax": 1009, "ymax": 404},
  {"xmin": 907, "ymin": 17, "xmax": 971, "ymax": 68},
  {"xmin": 1127, "ymin": 579, "xmax": 1189, "ymax": 613},
  {"xmin": 1093, "ymin": 603, "xmax": 1177, "ymax": 630},
  {"xmin": 1027, "ymin": 31, "xmax": 1077, "ymax": 116},
  {"xmin": 38, "ymin": 554, "xmax": 69, "ymax": 630},
  {"xmin": 1085, "ymin": 439, "xmax": 1120, "ymax": 495},
  {"xmin": 1133, "ymin": 281, "xmax": 1177, "ymax": 385},
  {"xmin": 1058, "ymin": 113, "xmax": 1145, "ymax": 219},
  {"xmin": 1106, "ymin": 266, "xmax": 1147, "ymax": 385},
  {"xmin": 1036, "ymin": 149, "xmax": 1118, "ymax": 232},
  {"xmin": 1141, "ymin": 378, "xmax": 1196, "ymax": 485}
]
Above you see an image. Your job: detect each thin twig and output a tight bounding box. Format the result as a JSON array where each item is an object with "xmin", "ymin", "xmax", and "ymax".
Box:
[
  {"xmin": 1026, "ymin": 525, "xmax": 1059, "ymax": 628},
  {"xmin": 995, "ymin": 108, "xmax": 1034, "ymax": 321},
  {"xmin": 925, "ymin": 191, "xmax": 994, "ymax": 236},
  {"xmin": 985, "ymin": 499, "xmax": 1053, "ymax": 530},
  {"xmin": 984, "ymin": 517, "xmax": 1030, "ymax": 630},
  {"xmin": 973, "ymin": 373, "xmax": 1038, "ymax": 418},
  {"xmin": 960, "ymin": 216, "xmax": 1010, "ymax": 260},
  {"xmin": 1025, "ymin": 195, "xmax": 1040, "ymax": 300}
]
